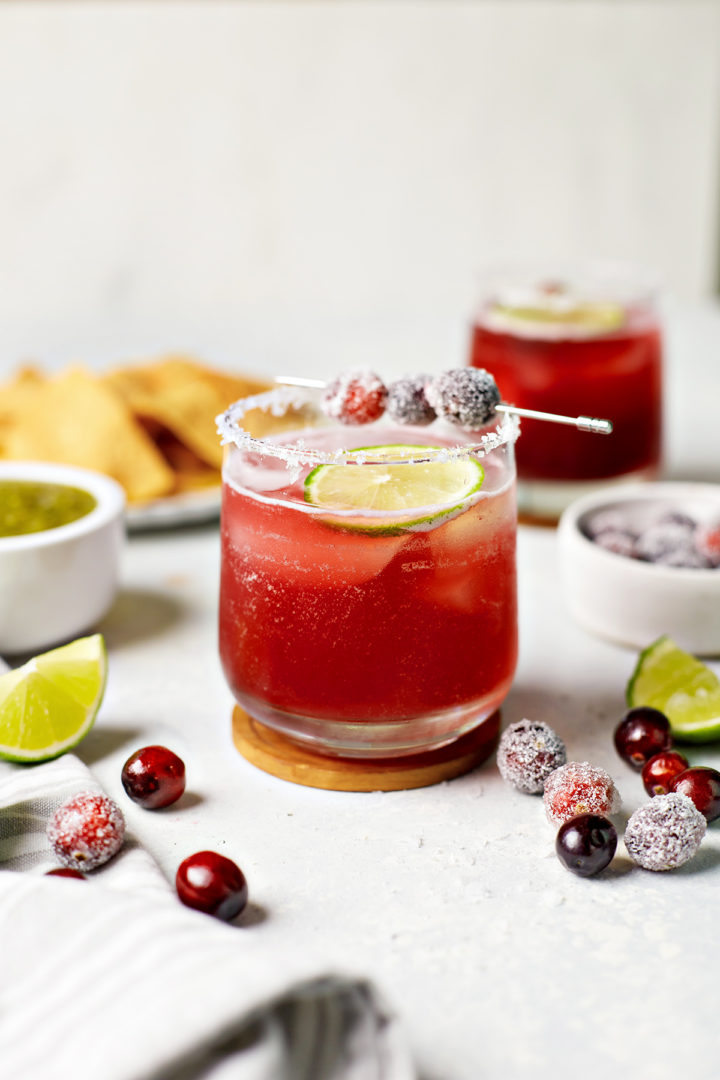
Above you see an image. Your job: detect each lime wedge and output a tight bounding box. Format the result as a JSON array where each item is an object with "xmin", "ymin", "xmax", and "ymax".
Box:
[
  {"xmin": 492, "ymin": 301, "xmax": 625, "ymax": 336},
  {"xmin": 0, "ymin": 634, "xmax": 108, "ymax": 762},
  {"xmin": 626, "ymin": 635, "xmax": 720, "ymax": 743},
  {"xmin": 304, "ymin": 444, "xmax": 484, "ymax": 533}
]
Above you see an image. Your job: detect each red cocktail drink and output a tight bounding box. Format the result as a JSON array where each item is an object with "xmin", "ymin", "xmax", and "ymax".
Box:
[
  {"xmin": 218, "ymin": 389, "xmax": 518, "ymax": 757},
  {"xmin": 469, "ymin": 266, "xmax": 662, "ymax": 519}
]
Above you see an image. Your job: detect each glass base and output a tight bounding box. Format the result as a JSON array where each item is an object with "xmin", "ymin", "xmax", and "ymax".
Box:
[
  {"xmin": 517, "ymin": 466, "xmax": 659, "ymax": 524},
  {"xmin": 232, "ymin": 683, "xmax": 513, "ymax": 759}
]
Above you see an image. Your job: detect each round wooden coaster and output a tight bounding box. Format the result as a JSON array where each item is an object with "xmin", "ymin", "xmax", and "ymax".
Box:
[{"xmin": 231, "ymin": 706, "xmax": 500, "ymax": 792}]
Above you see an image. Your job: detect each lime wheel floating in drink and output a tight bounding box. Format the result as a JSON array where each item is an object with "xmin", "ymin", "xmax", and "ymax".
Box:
[{"xmin": 304, "ymin": 444, "xmax": 484, "ymax": 533}]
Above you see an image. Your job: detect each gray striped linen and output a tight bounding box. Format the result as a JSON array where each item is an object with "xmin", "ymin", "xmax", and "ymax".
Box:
[{"xmin": 0, "ymin": 755, "xmax": 414, "ymax": 1080}]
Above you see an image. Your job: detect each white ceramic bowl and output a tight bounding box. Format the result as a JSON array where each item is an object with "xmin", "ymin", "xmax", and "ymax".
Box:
[
  {"xmin": 0, "ymin": 462, "xmax": 125, "ymax": 655},
  {"xmin": 558, "ymin": 482, "xmax": 720, "ymax": 655}
]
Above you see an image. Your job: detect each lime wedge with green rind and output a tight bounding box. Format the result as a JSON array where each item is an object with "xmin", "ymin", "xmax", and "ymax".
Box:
[
  {"xmin": 626, "ymin": 635, "xmax": 720, "ymax": 743},
  {"xmin": 0, "ymin": 634, "xmax": 107, "ymax": 762},
  {"xmin": 304, "ymin": 444, "xmax": 484, "ymax": 534}
]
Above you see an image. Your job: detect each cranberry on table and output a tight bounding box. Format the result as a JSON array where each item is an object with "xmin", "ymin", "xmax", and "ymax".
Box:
[
  {"xmin": 641, "ymin": 750, "xmax": 690, "ymax": 797},
  {"xmin": 624, "ymin": 792, "xmax": 706, "ymax": 871},
  {"xmin": 176, "ymin": 851, "xmax": 248, "ymax": 922},
  {"xmin": 45, "ymin": 867, "xmax": 86, "ymax": 880},
  {"xmin": 613, "ymin": 707, "xmax": 672, "ymax": 770},
  {"xmin": 46, "ymin": 792, "xmax": 125, "ymax": 872},
  {"xmin": 670, "ymin": 766, "xmax": 720, "ymax": 823},
  {"xmin": 496, "ymin": 719, "xmax": 566, "ymax": 795},
  {"xmin": 543, "ymin": 761, "xmax": 621, "ymax": 826},
  {"xmin": 121, "ymin": 745, "xmax": 186, "ymax": 809},
  {"xmin": 555, "ymin": 814, "xmax": 617, "ymax": 877}
]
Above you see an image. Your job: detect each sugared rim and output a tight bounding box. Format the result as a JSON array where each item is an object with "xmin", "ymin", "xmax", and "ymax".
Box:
[{"xmin": 216, "ymin": 386, "xmax": 519, "ymax": 467}]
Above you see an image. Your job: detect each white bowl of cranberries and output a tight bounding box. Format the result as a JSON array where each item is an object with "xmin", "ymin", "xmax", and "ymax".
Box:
[{"xmin": 558, "ymin": 482, "xmax": 720, "ymax": 655}]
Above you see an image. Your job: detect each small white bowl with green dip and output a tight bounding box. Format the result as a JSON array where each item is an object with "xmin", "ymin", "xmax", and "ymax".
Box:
[{"xmin": 0, "ymin": 462, "xmax": 125, "ymax": 655}]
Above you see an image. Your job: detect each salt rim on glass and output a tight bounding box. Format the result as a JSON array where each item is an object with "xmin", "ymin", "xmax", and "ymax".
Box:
[{"xmin": 216, "ymin": 385, "xmax": 520, "ymax": 469}]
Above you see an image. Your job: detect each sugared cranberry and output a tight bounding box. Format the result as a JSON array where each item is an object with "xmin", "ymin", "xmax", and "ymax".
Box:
[
  {"xmin": 585, "ymin": 508, "xmax": 636, "ymax": 540},
  {"xmin": 121, "ymin": 745, "xmax": 186, "ymax": 809},
  {"xmin": 653, "ymin": 547, "xmax": 712, "ymax": 569},
  {"xmin": 425, "ymin": 368, "xmax": 500, "ymax": 430},
  {"xmin": 176, "ymin": 851, "xmax": 248, "ymax": 921},
  {"xmin": 613, "ymin": 707, "xmax": 672, "ymax": 770},
  {"xmin": 386, "ymin": 374, "xmax": 436, "ymax": 426},
  {"xmin": 543, "ymin": 762, "xmax": 620, "ymax": 826},
  {"xmin": 322, "ymin": 370, "xmax": 387, "ymax": 425},
  {"xmin": 670, "ymin": 766, "xmax": 720, "ymax": 823},
  {"xmin": 45, "ymin": 867, "xmax": 86, "ymax": 880},
  {"xmin": 625, "ymin": 792, "xmax": 706, "ymax": 870},
  {"xmin": 46, "ymin": 792, "xmax": 125, "ymax": 872},
  {"xmin": 696, "ymin": 522, "xmax": 720, "ymax": 567},
  {"xmin": 592, "ymin": 529, "xmax": 636, "ymax": 558},
  {"xmin": 635, "ymin": 522, "xmax": 696, "ymax": 564},
  {"xmin": 641, "ymin": 750, "xmax": 690, "ymax": 796},
  {"xmin": 496, "ymin": 719, "xmax": 566, "ymax": 795},
  {"xmin": 655, "ymin": 510, "xmax": 696, "ymax": 532},
  {"xmin": 555, "ymin": 814, "xmax": 617, "ymax": 877}
]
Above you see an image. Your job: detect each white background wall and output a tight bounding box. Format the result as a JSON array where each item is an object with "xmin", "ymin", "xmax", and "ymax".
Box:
[{"xmin": 0, "ymin": 1, "xmax": 719, "ymax": 378}]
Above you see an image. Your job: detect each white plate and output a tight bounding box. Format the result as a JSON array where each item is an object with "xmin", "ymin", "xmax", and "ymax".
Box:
[{"xmin": 126, "ymin": 487, "xmax": 221, "ymax": 531}]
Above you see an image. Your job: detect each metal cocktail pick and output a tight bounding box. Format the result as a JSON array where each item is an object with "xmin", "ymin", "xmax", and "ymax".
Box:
[{"xmin": 274, "ymin": 374, "xmax": 613, "ymax": 435}]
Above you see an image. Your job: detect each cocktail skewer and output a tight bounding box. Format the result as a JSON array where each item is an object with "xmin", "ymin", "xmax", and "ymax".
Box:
[{"xmin": 274, "ymin": 374, "xmax": 613, "ymax": 435}]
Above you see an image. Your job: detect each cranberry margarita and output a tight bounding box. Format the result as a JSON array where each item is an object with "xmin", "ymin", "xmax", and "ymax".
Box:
[
  {"xmin": 469, "ymin": 265, "xmax": 662, "ymax": 519},
  {"xmin": 218, "ymin": 387, "xmax": 518, "ymax": 757}
]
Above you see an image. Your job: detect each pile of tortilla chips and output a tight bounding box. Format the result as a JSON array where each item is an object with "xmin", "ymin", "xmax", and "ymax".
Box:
[{"xmin": 0, "ymin": 356, "xmax": 270, "ymax": 504}]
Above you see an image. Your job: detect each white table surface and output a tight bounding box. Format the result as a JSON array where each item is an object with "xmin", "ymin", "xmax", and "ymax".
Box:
[{"xmin": 18, "ymin": 302, "xmax": 720, "ymax": 1080}]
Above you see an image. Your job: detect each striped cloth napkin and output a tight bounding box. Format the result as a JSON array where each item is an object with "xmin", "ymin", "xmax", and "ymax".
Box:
[{"xmin": 0, "ymin": 755, "xmax": 414, "ymax": 1080}]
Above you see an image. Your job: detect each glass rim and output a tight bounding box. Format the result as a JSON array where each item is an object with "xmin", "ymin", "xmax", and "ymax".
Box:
[
  {"xmin": 216, "ymin": 386, "xmax": 520, "ymax": 468},
  {"xmin": 473, "ymin": 257, "xmax": 661, "ymax": 308}
]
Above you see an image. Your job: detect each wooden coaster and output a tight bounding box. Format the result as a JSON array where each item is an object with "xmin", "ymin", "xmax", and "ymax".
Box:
[
  {"xmin": 517, "ymin": 511, "xmax": 559, "ymax": 529},
  {"xmin": 232, "ymin": 706, "xmax": 500, "ymax": 791}
]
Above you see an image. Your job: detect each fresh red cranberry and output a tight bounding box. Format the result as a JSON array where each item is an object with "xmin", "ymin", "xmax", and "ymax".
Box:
[
  {"xmin": 322, "ymin": 370, "xmax": 387, "ymax": 425},
  {"xmin": 641, "ymin": 750, "xmax": 690, "ymax": 796},
  {"xmin": 46, "ymin": 792, "xmax": 125, "ymax": 871},
  {"xmin": 613, "ymin": 707, "xmax": 672, "ymax": 770},
  {"xmin": 176, "ymin": 851, "xmax": 248, "ymax": 921},
  {"xmin": 45, "ymin": 867, "xmax": 86, "ymax": 880},
  {"xmin": 670, "ymin": 766, "xmax": 720, "ymax": 822},
  {"xmin": 555, "ymin": 814, "xmax": 617, "ymax": 877},
  {"xmin": 543, "ymin": 761, "xmax": 620, "ymax": 826},
  {"xmin": 121, "ymin": 745, "xmax": 186, "ymax": 809}
]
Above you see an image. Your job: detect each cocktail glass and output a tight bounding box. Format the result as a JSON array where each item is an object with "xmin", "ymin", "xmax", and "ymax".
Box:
[
  {"xmin": 469, "ymin": 263, "xmax": 662, "ymax": 521},
  {"xmin": 217, "ymin": 386, "xmax": 519, "ymax": 759}
]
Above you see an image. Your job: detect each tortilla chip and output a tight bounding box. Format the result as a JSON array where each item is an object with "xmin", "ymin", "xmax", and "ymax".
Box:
[
  {"xmin": 105, "ymin": 355, "xmax": 271, "ymax": 470},
  {"xmin": 138, "ymin": 420, "xmax": 220, "ymax": 494},
  {"xmin": 0, "ymin": 368, "xmax": 175, "ymax": 503}
]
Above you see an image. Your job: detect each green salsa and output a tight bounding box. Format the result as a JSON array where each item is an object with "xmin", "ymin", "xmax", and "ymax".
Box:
[{"xmin": 0, "ymin": 481, "xmax": 97, "ymax": 537}]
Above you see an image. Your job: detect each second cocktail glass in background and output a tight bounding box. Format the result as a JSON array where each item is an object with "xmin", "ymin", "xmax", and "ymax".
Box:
[{"xmin": 468, "ymin": 263, "xmax": 663, "ymax": 521}]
